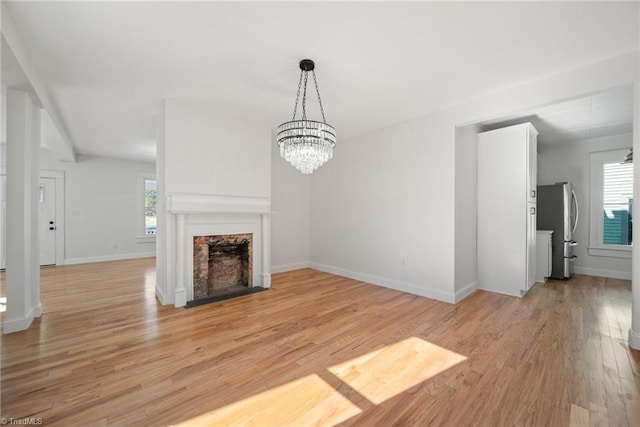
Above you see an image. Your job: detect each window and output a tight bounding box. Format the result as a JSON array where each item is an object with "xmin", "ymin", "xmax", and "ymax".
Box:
[
  {"xmin": 145, "ymin": 179, "xmax": 157, "ymax": 235},
  {"xmin": 137, "ymin": 173, "xmax": 156, "ymax": 241},
  {"xmin": 589, "ymin": 149, "xmax": 633, "ymax": 258},
  {"xmin": 602, "ymin": 162, "xmax": 632, "ymax": 245}
]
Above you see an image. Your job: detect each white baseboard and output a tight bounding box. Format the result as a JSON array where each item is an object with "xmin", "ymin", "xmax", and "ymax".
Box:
[
  {"xmin": 261, "ymin": 273, "xmax": 272, "ymax": 288},
  {"xmin": 174, "ymin": 288, "xmax": 187, "ymax": 308},
  {"xmin": 64, "ymin": 252, "xmax": 156, "ymax": 265},
  {"xmin": 573, "ymin": 266, "xmax": 631, "ymax": 280},
  {"xmin": 271, "ymin": 262, "xmax": 311, "ymax": 274},
  {"xmin": 629, "ymin": 328, "xmax": 640, "ymax": 350},
  {"xmin": 454, "ymin": 281, "xmax": 478, "ymax": 303},
  {"xmin": 3, "ymin": 304, "xmax": 39, "ymax": 334},
  {"xmin": 33, "ymin": 302, "xmax": 43, "ymax": 317},
  {"xmin": 155, "ymin": 285, "xmax": 168, "ymax": 305},
  {"xmin": 309, "ymin": 262, "xmax": 455, "ymax": 303}
]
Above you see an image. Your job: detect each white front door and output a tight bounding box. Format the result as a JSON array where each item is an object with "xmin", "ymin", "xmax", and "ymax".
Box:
[{"xmin": 39, "ymin": 177, "xmax": 57, "ymax": 266}]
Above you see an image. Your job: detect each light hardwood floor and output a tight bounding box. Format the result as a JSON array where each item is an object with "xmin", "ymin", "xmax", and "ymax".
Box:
[{"xmin": 1, "ymin": 258, "xmax": 639, "ymax": 426}]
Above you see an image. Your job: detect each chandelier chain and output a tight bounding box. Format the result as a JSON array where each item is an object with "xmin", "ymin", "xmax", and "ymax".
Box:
[
  {"xmin": 312, "ymin": 70, "xmax": 327, "ymax": 123},
  {"xmin": 291, "ymin": 70, "xmax": 304, "ymax": 121},
  {"xmin": 301, "ymin": 71, "xmax": 309, "ymax": 120}
]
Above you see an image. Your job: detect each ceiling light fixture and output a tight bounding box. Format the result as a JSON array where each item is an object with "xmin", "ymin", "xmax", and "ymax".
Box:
[{"xmin": 277, "ymin": 59, "xmax": 336, "ymax": 174}]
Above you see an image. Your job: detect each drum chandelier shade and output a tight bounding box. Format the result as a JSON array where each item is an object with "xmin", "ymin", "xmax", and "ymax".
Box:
[{"xmin": 277, "ymin": 59, "xmax": 336, "ymax": 174}]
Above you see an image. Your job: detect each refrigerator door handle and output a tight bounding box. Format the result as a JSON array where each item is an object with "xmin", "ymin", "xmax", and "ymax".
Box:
[{"xmin": 571, "ymin": 189, "xmax": 579, "ymax": 233}]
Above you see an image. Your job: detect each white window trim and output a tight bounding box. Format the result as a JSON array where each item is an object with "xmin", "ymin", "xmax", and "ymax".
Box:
[
  {"xmin": 588, "ymin": 149, "xmax": 632, "ymax": 258},
  {"xmin": 137, "ymin": 172, "xmax": 156, "ymax": 243}
]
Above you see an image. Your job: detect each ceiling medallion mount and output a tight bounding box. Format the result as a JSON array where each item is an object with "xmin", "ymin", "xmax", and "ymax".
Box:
[
  {"xmin": 276, "ymin": 58, "xmax": 336, "ymax": 174},
  {"xmin": 299, "ymin": 59, "xmax": 315, "ymax": 72}
]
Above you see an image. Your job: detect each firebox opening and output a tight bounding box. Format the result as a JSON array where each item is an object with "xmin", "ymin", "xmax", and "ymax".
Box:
[
  {"xmin": 193, "ymin": 233, "xmax": 253, "ymax": 301},
  {"xmin": 208, "ymin": 242, "xmax": 250, "ymax": 292}
]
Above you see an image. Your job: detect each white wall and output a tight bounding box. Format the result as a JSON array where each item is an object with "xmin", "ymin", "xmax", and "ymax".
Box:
[
  {"xmin": 156, "ymin": 99, "xmax": 272, "ymax": 305},
  {"xmin": 454, "ymin": 124, "xmax": 479, "ymax": 300},
  {"xmin": 538, "ymin": 134, "xmax": 633, "ymax": 279},
  {"xmin": 310, "ymin": 116, "xmax": 456, "ymax": 302},
  {"xmin": 4, "ymin": 89, "xmax": 42, "ymax": 333},
  {"xmin": 1, "ymin": 146, "xmax": 157, "ymax": 264},
  {"xmin": 49, "ymin": 153, "xmax": 156, "ymax": 263},
  {"xmin": 310, "ymin": 51, "xmax": 637, "ymax": 303},
  {"xmin": 270, "ymin": 136, "xmax": 310, "ymax": 273},
  {"xmin": 164, "ymin": 99, "xmax": 271, "ymax": 197}
]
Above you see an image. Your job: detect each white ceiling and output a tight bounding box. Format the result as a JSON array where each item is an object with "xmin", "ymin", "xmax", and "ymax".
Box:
[
  {"xmin": 480, "ymin": 85, "xmax": 634, "ymax": 146},
  {"xmin": 3, "ymin": 1, "xmax": 639, "ymax": 163}
]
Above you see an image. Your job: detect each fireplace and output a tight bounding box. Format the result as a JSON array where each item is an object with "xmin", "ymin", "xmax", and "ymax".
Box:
[
  {"xmin": 162, "ymin": 193, "xmax": 271, "ymax": 308},
  {"xmin": 193, "ymin": 233, "xmax": 253, "ymax": 299}
]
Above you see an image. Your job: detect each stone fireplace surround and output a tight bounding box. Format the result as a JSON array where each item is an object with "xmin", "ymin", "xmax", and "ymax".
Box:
[{"xmin": 166, "ymin": 193, "xmax": 270, "ymax": 307}]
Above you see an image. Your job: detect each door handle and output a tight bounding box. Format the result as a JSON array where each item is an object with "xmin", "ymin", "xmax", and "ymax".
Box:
[{"xmin": 49, "ymin": 227, "xmax": 56, "ymax": 230}]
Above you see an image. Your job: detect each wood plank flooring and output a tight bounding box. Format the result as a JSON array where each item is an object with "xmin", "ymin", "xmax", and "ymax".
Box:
[{"xmin": 1, "ymin": 258, "xmax": 638, "ymax": 426}]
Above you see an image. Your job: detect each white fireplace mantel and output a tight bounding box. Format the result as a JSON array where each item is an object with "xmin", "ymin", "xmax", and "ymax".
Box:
[
  {"xmin": 167, "ymin": 193, "xmax": 270, "ymax": 214},
  {"xmin": 165, "ymin": 193, "xmax": 271, "ymax": 307}
]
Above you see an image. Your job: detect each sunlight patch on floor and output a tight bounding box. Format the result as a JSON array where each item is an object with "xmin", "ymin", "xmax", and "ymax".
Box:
[
  {"xmin": 171, "ymin": 374, "xmax": 361, "ymax": 427},
  {"xmin": 329, "ymin": 336, "xmax": 467, "ymax": 404}
]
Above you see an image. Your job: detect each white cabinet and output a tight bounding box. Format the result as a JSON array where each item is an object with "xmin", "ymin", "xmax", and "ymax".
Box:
[
  {"xmin": 536, "ymin": 230, "xmax": 553, "ymax": 283},
  {"xmin": 478, "ymin": 122, "xmax": 538, "ymax": 297},
  {"xmin": 528, "ymin": 128, "xmax": 537, "ymax": 203}
]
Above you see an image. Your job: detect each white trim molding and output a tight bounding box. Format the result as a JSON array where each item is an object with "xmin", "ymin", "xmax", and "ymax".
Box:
[
  {"xmin": 271, "ymin": 261, "xmax": 312, "ymax": 274},
  {"xmin": 454, "ymin": 281, "xmax": 478, "ymax": 303},
  {"xmin": 165, "ymin": 193, "xmax": 271, "ymax": 307},
  {"xmin": 3, "ymin": 304, "xmax": 40, "ymax": 334},
  {"xmin": 589, "ymin": 149, "xmax": 633, "ymax": 254},
  {"xmin": 587, "ymin": 247, "xmax": 632, "ymax": 259},
  {"xmin": 573, "ymin": 266, "xmax": 632, "ymax": 280},
  {"xmin": 65, "ymin": 252, "xmax": 155, "ymax": 265},
  {"xmin": 167, "ymin": 193, "xmax": 270, "ymax": 214},
  {"xmin": 309, "ymin": 262, "xmax": 456, "ymax": 304}
]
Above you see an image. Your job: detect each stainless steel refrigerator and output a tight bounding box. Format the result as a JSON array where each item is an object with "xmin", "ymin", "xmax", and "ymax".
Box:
[{"xmin": 536, "ymin": 182, "xmax": 579, "ymax": 279}]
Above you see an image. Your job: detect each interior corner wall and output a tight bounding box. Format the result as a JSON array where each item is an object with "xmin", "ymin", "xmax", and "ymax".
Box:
[
  {"xmin": 39, "ymin": 150, "xmax": 156, "ymax": 263},
  {"xmin": 538, "ymin": 134, "xmax": 633, "ymax": 279},
  {"xmin": 454, "ymin": 124, "xmax": 479, "ymax": 300},
  {"xmin": 270, "ymin": 134, "xmax": 310, "ymax": 273},
  {"xmin": 155, "ymin": 101, "xmax": 170, "ymax": 304},
  {"xmin": 0, "ymin": 145, "xmax": 156, "ymax": 265},
  {"xmin": 309, "ymin": 51, "xmax": 637, "ymax": 304},
  {"xmin": 309, "ymin": 116, "xmax": 458, "ymax": 303}
]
